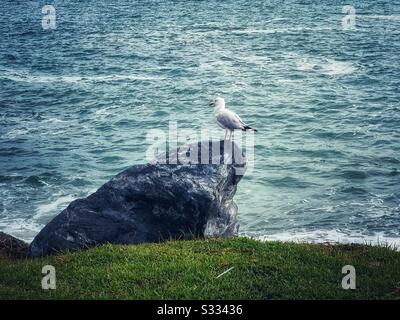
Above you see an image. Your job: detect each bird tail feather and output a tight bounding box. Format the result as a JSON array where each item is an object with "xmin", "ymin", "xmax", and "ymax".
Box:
[{"xmin": 243, "ymin": 125, "xmax": 258, "ymax": 132}]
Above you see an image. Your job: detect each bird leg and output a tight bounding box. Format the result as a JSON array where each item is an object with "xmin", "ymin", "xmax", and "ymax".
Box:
[
  {"xmin": 224, "ymin": 129, "xmax": 228, "ymax": 141},
  {"xmin": 229, "ymin": 130, "xmax": 233, "ymax": 140}
]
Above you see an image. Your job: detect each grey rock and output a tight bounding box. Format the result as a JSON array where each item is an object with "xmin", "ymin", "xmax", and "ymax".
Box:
[{"xmin": 28, "ymin": 140, "xmax": 246, "ymax": 257}]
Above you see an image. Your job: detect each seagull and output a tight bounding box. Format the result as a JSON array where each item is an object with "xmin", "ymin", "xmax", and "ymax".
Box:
[{"xmin": 209, "ymin": 97, "xmax": 257, "ymax": 140}]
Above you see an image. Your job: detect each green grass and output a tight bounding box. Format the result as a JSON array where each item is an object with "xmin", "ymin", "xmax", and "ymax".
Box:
[{"xmin": 0, "ymin": 237, "xmax": 399, "ymax": 299}]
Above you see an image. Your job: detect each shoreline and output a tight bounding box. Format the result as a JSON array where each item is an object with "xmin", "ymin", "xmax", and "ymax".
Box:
[
  {"xmin": 2, "ymin": 228, "xmax": 400, "ymax": 251},
  {"xmin": 251, "ymin": 230, "xmax": 400, "ymax": 251}
]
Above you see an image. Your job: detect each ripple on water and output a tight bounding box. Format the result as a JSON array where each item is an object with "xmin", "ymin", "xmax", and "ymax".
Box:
[{"xmin": 341, "ymin": 170, "xmax": 369, "ymax": 180}]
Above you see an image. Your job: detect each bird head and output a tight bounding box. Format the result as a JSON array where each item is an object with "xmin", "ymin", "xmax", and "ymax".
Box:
[{"xmin": 209, "ymin": 97, "xmax": 225, "ymax": 109}]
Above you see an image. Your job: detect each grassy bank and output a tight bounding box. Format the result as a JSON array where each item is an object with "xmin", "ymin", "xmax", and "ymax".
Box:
[{"xmin": 0, "ymin": 237, "xmax": 399, "ymax": 299}]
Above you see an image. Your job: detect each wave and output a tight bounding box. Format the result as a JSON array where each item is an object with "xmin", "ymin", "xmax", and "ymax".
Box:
[
  {"xmin": 34, "ymin": 194, "xmax": 76, "ymax": 220},
  {"xmin": 24, "ymin": 175, "xmax": 50, "ymax": 187},
  {"xmin": 360, "ymin": 15, "xmax": 400, "ymax": 21},
  {"xmin": 341, "ymin": 170, "xmax": 368, "ymax": 180},
  {"xmin": 0, "ymin": 174, "xmax": 24, "ymax": 183},
  {"xmin": 0, "ymin": 69, "xmax": 166, "ymax": 84},
  {"xmin": 249, "ymin": 229, "xmax": 400, "ymax": 250},
  {"xmin": 2, "ymin": 119, "xmax": 68, "ymax": 139},
  {"xmin": 232, "ymin": 27, "xmax": 332, "ymax": 34}
]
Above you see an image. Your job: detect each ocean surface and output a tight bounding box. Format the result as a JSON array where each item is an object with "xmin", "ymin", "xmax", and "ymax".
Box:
[{"xmin": 1, "ymin": 0, "xmax": 399, "ymax": 247}]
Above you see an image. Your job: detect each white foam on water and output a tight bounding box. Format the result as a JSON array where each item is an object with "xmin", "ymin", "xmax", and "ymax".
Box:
[
  {"xmin": 235, "ymin": 54, "xmax": 273, "ymax": 67},
  {"xmin": 360, "ymin": 15, "xmax": 400, "ymax": 21},
  {"xmin": 1, "ymin": 69, "xmax": 166, "ymax": 84},
  {"xmin": 2, "ymin": 127, "xmax": 33, "ymax": 139},
  {"xmin": 2, "ymin": 117, "xmax": 69, "ymax": 139},
  {"xmin": 94, "ymin": 107, "xmax": 114, "ymax": 116},
  {"xmin": 34, "ymin": 194, "xmax": 76, "ymax": 220},
  {"xmin": 42, "ymin": 118, "xmax": 68, "ymax": 124},
  {"xmin": 0, "ymin": 218, "xmax": 42, "ymax": 243},
  {"xmin": 86, "ymin": 75, "xmax": 166, "ymax": 82},
  {"xmin": 233, "ymin": 27, "xmax": 302, "ymax": 34},
  {"xmin": 296, "ymin": 59, "xmax": 317, "ymax": 71},
  {"xmin": 199, "ymin": 60, "xmax": 235, "ymax": 75},
  {"xmin": 1, "ymin": 193, "xmax": 81, "ymax": 243},
  {"xmin": 233, "ymin": 27, "xmax": 332, "ymax": 34},
  {"xmin": 249, "ymin": 229, "xmax": 400, "ymax": 250},
  {"xmin": 296, "ymin": 58, "xmax": 357, "ymax": 76},
  {"xmin": 322, "ymin": 60, "xmax": 357, "ymax": 76}
]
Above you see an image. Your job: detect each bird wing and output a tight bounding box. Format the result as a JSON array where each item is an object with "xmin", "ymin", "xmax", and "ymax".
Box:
[{"xmin": 216, "ymin": 109, "xmax": 246, "ymax": 130}]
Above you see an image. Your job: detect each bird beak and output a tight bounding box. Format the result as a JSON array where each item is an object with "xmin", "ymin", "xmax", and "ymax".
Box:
[{"xmin": 209, "ymin": 101, "xmax": 214, "ymax": 107}]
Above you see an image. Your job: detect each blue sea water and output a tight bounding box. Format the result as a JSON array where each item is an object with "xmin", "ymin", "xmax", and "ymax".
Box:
[{"xmin": 0, "ymin": 0, "xmax": 399, "ymax": 246}]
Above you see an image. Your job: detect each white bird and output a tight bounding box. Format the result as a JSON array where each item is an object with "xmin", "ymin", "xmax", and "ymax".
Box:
[{"xmin": 209, "ymin": 97, "xmax": 257, "ymax": 140}]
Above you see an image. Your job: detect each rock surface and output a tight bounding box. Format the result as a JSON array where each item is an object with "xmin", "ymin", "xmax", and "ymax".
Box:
[
  {"xmin": 28, "ymin": 140, "xmax": 247, "ymax": 257},
  {"xmin": 0, "ymin": 232, "xmax": 29, "ymax": 259}
]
